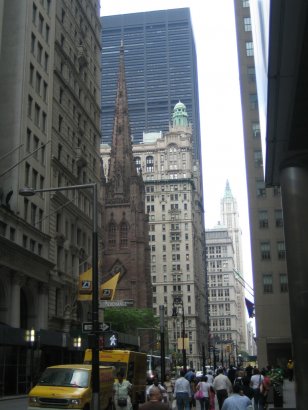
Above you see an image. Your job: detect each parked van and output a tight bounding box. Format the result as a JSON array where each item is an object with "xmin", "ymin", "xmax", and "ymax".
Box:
[
  {"xmin": 84, "ymin": 349, "xmax": 147, "ymax": 407},
  {"xmin": 28, "ymin": 364, "xmax": 114, "ymax": 410}
]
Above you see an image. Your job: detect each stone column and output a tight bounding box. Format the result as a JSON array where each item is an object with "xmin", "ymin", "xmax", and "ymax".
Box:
[
  {"xmin": 10, "ymin": 272, "xmax": 25, "ymax": 327},
  {"xmin": 280, "ymin": 153, "xmax": 308, "ymax": 407},
  {"xmin": 38, "ymin": 283, "xmax": 49, "ymax": 329}
]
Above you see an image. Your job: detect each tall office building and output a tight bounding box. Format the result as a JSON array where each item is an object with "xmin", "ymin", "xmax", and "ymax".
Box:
[
  {"xmin": 101, "ymin": 101, "xmax": 208, "ymax": 369},
  {"xmin": 205, "ymin": 225, "xmax": 244, "ymax": 365},
  {"xmin": 0, "ymin": 0, "xmax": 101, "ymax": 395},
  {"xmin": 233, "ymin": 0, "xmax": 291, "ymax": 367},
  {"xmin": 100, "ymin": 8, "xmax": 201, "ymax": 161},
  {"xmin": 220, "ymin": 181, "xmax": 247, "ymax": 351}
]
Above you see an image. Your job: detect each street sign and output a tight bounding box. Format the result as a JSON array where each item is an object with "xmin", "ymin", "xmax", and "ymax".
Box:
[
  {"xmin": 99, "ymin": 300, "xmax": 134, "ymax": 308},
  {"xmin": 82, "ymin": 322, "xmax": 111, "ymax": 333}
]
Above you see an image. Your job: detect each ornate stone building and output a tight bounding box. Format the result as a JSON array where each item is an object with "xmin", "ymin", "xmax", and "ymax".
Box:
[
  {"xmin": 100, "ymin": 46, "xmax": 152, "ymax": 308},
  {"xmin": 101, "ymin": 101, "xmax": 208, "ymax": 369}
]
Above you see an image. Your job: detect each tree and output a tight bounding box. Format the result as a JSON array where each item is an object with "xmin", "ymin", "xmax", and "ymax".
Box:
[{"xmin": 104, "ymin": 308, "xmax": 159, "ymax": 334}]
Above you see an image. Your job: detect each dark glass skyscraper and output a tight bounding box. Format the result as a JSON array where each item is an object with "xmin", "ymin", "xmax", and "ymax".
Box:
[{"xmin": 100, "ymin": 8, "xmax": 201, "ymax": 160}]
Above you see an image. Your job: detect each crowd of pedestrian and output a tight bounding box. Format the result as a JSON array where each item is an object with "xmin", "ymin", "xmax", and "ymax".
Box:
[{"xmin": 141, "ymin": 360, "xmax": 292, "ymax": 410}]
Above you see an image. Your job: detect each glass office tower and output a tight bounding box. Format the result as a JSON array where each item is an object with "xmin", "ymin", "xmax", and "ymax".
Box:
[{"xmin": 100, "ymin": 8, "xmax": 201, "ymax": 161}]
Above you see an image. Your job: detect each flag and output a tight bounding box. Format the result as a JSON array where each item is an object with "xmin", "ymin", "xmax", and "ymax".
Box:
[
  {"xmin": 77, "ymin": 268, "xmax": 93, "ymax": 301},
  {"xmin": 100, "ymin": 272, "xmax": 120, "ymax": 300},
  {"xmin": 245, "ymin": 297, "xmax": 255, "ymax": 318}
]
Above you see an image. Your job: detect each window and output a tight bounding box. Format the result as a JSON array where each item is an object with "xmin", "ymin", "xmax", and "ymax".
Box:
[
  {"xmin": 38, "ymin": 13, "xmax": 44, "ymax": 33},
  {"xmin": 258, "ymin": 210, "xmax": 268, "ymax": 228},
  {"xmin": 245, "ymin": 41, "xmax": 254, "ymax": 56},
  {"xmin": 263, "ymin": 274, "xmax": 273, "ymax": 293},
  {"xmin": 34, "ymin": 103, "xmax": 40, "ymax": 126},
  {"xmin": 261, "ymin": 241, "xmax": 271, "ymax": 260},
  {"xmin": 146, "ymin": 156, "xmax": 154, "ymax": 172},
  {"xmin": 280, "ymin": 274, "xmax": 288, "ymax": 293},
  {"xmin": 28, "ymin": 95, "xmax": 33, "ymax": 118},
  {"xmin": 247, "ymin": 66, "xmax": 256, "ymax": 82},
  {"xmin": 108, "ymin": 223, "xmax": 116, "ymax": 247},
  {"xmin": 249, "ymin": 93, "xmax": 258, "ymax": 110},
  {"xmin": 244, "ymin": 17, "xmax": 252, "ymax": 31},
  {"xmin": 256, "ymin": 179, "xmax": 266, "ymax": 197},
  {"xmin": 254, "ymin": 150, "xmax": 263, "ymax": 167},
  {"xmin": 37, "ymin": 42, "xmax": 43, "ymax": 64},
  {"xmin": 252, "ymin": 122, "xmax": 260, "ymax": 138},
  {"xmin": 120, "ymin": 223, "xmax": 128, "ymax": 248},
  {"xmin": 31, "ymin": 33, "xmax": 36, "ymax": 54},
  {"xmin": 273, "ymin": 186, "xmax": 281, "ymax": 196},
  {"xmin": 45, "ymin": 24, "xmax": 50, "ymax": 43},
  {"xmin": 275, "ymin": 209, "xmax": 283, "ymax": 227},
  {"xmin": 134, "ymin": 157, "xmax": 141, "ymax": 173},
  {"xmin": 36, "ymin": 72, "xmax": 41, "ymax": 94},
  {"xmin": 277, "ymin": 241, "xmax": 286, "ymax": 260}
]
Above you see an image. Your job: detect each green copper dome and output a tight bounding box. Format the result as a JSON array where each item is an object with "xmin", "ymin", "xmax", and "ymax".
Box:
[{"xmin": 172, "ymin": 100, "xmax": 189, "ymax": 127}]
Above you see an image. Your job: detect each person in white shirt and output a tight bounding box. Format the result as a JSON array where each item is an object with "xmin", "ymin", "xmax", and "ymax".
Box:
[
  {"xmin": 249, "ymin": 368, "xmax": 264, "ymax": 410},
  {"xmin": 174, "ymin": 370, "xmax": 192, "ymax": 410},
  {"xmin": 221, "ymin": 384, "xmax": 252, "ymax": 410},
  {"xmin": 195, "ymin": 376, "xmax": 211, "ymax": 410},
  {"xmin": 212, "ymin": 369, "xmax": 233, "ymax": 410}
]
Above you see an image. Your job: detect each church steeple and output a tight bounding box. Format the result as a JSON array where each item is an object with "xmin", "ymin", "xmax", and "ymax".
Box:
[{"xmin": 107, "ymin": 44, "xmax": 138, "ymax": 199}]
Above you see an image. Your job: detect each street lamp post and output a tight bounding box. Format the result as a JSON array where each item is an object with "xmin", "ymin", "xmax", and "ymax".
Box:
[
  {"xmin": 25, "ymin": 328, "xmax": 36, "ymax": 389},
  {"xmin": 159, "ymin": 305, "xmax": 166, "ymax": 383},
  {"xmin": 19, "ymin": 183, "xmax": 100, "ymax": 409},
  {"xmin": 172, "ymin": 297, "xmax": 187, "ymax": 372}
]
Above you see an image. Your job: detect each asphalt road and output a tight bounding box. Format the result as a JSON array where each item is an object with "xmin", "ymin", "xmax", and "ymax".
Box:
[{"xmin": 0, "ymin": 396, "xmax": 27, "ymax": 410}]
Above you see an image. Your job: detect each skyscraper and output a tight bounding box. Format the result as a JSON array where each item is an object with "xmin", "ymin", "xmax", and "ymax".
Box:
[
  {"xmin": 233, "ymin": 0, "xmax": 291, "ymax": 367},
  {"xmin": 100, "ymin": 8, "xmax": 202, "ymax": 161},
  {"xmin": 0, "ymin": 0, "xmax": 101, "ymax": 394}
]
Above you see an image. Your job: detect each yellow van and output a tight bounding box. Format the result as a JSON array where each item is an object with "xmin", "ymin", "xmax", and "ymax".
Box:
[
  {"xmin": 84, "ymin": 349, "xmax": 147, "ymax": 407},
  {"xmin": 28, "ymin": 364, "xmax": 114, "ymax": 410}
]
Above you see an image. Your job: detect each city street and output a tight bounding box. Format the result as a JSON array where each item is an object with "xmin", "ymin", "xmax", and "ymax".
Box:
[{"xmin": 0, "ymin": 396, "xmax": 27, "ymax": 410}]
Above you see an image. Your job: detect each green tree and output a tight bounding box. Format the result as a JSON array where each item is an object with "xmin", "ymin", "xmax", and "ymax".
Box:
[{"xmin": 104, "ymin": 308, "xmax": 159, "ymax": 334}]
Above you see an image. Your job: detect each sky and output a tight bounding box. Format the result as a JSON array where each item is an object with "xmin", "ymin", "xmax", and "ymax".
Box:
[{"xmin": 100, "ymin": 1, "xmax": 254, "ymax": 297}]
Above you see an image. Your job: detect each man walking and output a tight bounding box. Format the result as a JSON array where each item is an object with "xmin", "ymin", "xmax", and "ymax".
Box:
[
  {"xmin": 174, "ymin": 370, "xmax": 192, "ymax": 410},
  {"xmin": 140, "ymin": 387, "xmax": 170, "ymax": 410},
  {"xmin": 213, "ymin": 368, "xmax": 233, "ymax": 409},
  {"xmin": 221, "ymin": 384, "xmax": 252, "ymax": 409}
]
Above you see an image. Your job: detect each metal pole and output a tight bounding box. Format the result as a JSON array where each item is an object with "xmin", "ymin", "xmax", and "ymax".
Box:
[
  {"xmin": 181, "ymin": 302, "xmax": 187, "ymax": 372},
  {"xmin": 91, "ymin": 183, "xmax": 100, "ymax": 410},
  {"xmin": 202, "ymin": 344, "xmax": 206, "ymax": 377},
  {"xmin": 159, "ymin": 305, "xmax": 166, "ymax": 383}
]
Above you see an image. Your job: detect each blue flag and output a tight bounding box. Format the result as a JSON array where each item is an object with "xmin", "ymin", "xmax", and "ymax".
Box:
[{"xmin": 245, "ymin": 298, "xmax": 255, "ymax": 318}]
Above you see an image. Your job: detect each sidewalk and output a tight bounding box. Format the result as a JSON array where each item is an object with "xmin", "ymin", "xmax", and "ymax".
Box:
[{"xmin": 268, "ymin": 379, "xmax": 296, "ymax": 409}]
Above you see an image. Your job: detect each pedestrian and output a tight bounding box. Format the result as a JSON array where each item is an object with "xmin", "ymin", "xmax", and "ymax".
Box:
[
  {"xmin": 173, "ymin": 369, "xmax": 192, "ymax": 410},
  {"xmin": 139, "ymin": 386, "xmax": 170, "ymax": 410},
  {"xmin": 260, "ymin": 369, "xmax": 271, "ymax": 410},
  {"xmin": 212, "ymin": 368, "xmax": 233, "ymax": 410},
  {"xmin": 147, "ymin": 376, "xmax": 168, "ymax": 403},
  {"xmin": 164, "ymin": 374, "xmax": 174, "ymax": 407},
  {"xmin": 221, "ymin": 384, "xmax": 252, "ymax": 410},
  {"xmin": 287, "ymin": 359, "xmax": 294, "ymax": 381},
  {"xmin": 195, "ymin": 376, "xmax": 211, "ymax": 410},
  {"xmin": 227, "ymin": 365, "xmax": 236, "ymax": 385},
  {"xmin": 113, "ymin": 370, "xmax": 132, "ymax": 410},
  {"xmin": 241, "ymin": 377, "xmax": 254, "ymax": 400},
  {"xmin": 249, "ymin": 368, "xmax": 264, "ymax": 410}
]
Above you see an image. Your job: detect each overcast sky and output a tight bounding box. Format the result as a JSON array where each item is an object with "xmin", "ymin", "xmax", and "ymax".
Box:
[{"xmin": 100, "ymin": 0, "xmax": 254, "ymax": 299}]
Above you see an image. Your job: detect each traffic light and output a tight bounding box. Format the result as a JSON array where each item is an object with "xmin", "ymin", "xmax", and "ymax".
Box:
[{"xmin": 103, "ymin": 332, "xmax": 118, "ymax": 348}]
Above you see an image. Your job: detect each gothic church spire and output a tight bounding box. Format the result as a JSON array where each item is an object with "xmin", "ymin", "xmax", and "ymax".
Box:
[{"xmin": 107, "ymin": 44, "xmax": 138, "ymax": 199}]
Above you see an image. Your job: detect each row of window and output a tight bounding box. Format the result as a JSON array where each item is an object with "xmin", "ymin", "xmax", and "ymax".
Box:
[
  {"xmin": 260, "ymin": 240, "xmax": 286, "ymax": 261},
  {"xmin": 31, "ymin": 32, "xmax": 49, "ymax": 72},
  {"xmin": 26, "ymin": 129, "xmax": 46, "ymax": 165},
  {"xmin": 0, "ymin": 218, "xmax": 43, "ymax": 256},
  {"xmin": 28, "ymin": 95, "xmax": 47, "ymax": 133},
  {"xmin": 108, "ymin": 222, "xmax": 128, "ymax": 248},
  {"xmin": 258, "ymin": 209, "xmax": 284, "ymax": 228},
  {"xmin": 149, "ymin": 233, "xmax": 189, "ymax": 242},
  {"xmin": 32, "ymin": 3, "xmax": 50, "ymax": 43},
  {"xmin": 263, "ymin": 273, "xmax": 288, "ymax": 293}
]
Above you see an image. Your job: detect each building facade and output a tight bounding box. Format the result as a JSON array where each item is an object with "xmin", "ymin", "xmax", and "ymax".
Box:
[
  {"xmin": 101, "ymin": 101, "xmax": 208, "ymax": 370},
  {"xmin": 0, "ymin": 0, "xmax": 101, "ymax": 395},
  {"xmin": 220, "ymin": 181, "xmax": 247, "ymax": 351},
  {"xmin": 233, "ymin": 0, "xmax": 291, "ymax": 368},
  {"xmin": 205, "ymin": 225, "xmax": 246, "ymax": 367},
  {"xmin": 100, "ymin": 8, "xmax": 202, "ymax": 161},
  {"xmin": 100, "ymin": 45, "xmax": 152, "ymax": 309}
]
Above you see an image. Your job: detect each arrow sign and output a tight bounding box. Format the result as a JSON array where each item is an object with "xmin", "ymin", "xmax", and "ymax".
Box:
[{"xmin": 82, "ymin": 322, "xmax": 111, "ymax": 333}]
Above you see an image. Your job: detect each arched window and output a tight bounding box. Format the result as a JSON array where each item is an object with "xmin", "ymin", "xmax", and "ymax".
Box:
[
  {"xmin": 120, "ymin": 223, "xmax": 128, "ymax": 248},
  {"xmin": 146, "ymin": 156, "xmax": 154, "ymax": 172},
  {"xmin": 134, "ymin": 156, "xmax": 141, "ymax": 172},
  {"xmin": 108, "ymin": 223, "xmax": 116, "ymax": 247}
]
